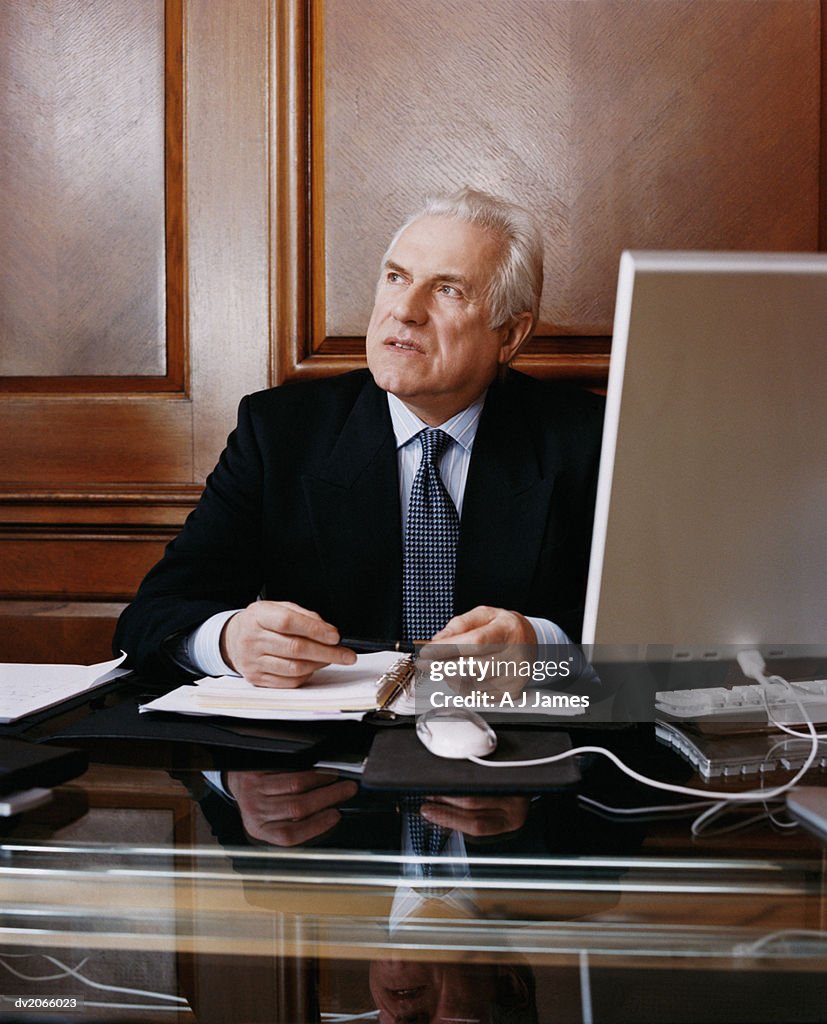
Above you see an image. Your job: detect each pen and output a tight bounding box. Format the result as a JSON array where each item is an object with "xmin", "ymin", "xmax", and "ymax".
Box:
[{"xmin": 340, "ymin": 637, "xmax": 417, "ymax": 655}]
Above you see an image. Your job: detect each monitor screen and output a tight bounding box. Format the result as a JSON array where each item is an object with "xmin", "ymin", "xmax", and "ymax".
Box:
[{"xmin": 582, "ymin": 251, "xmax": 827, "ymax": 663}]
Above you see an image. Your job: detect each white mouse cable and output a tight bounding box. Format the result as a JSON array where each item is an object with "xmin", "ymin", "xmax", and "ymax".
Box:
[
  {"xmin": 559, "ymin": 657, "xmax": 823, "ymax": 836},
  {"xmin": 467, "ymin": 650, "xmax": 820, "ymax": 809}
]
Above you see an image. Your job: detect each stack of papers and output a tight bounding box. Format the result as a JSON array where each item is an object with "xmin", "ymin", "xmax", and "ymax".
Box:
[
  {"xmin": 0, "ymin": 654, "xmax": 130, "ymax": 724},
  {"xmin": 140, "ymin": 651, "xmax": 416, "ymax": 722}
]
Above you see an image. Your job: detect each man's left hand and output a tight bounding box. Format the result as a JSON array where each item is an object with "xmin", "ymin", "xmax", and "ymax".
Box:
[
  {"xmin": 430, "ymin": 606, "xmax": 535, "ymax": 646},
  {"xmin": 420, "ymin": 794, "xmax": 530, "ymax": 837}
]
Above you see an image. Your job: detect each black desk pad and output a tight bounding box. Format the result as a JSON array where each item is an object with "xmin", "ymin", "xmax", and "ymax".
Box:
[
  {"xmin": 362, "ymin": 727, "xmax": 580, "ymax": 793},
  {"xmin": 51, "ymin": 696, "xmax": 349, "ymax": 764}
]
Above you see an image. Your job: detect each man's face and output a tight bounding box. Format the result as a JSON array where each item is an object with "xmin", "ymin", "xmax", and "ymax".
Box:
[
  {"xmin": 370, "ymin": 959, "xmax": 501, "ymax": 1023},
  {"xmin": 366, "ymin": 215, "xmax": 525, "ymax": 425}
]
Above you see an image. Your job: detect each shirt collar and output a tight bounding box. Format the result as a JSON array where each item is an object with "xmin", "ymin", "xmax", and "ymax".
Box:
[{"xmin": 386, "ymin": 391, "xmax": 486, "ymax": 453}]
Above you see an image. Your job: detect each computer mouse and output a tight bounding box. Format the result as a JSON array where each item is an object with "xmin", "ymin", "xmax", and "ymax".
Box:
[{"xmin": 415, "ymin": 708, "xmax": 497, "ymax": 759}]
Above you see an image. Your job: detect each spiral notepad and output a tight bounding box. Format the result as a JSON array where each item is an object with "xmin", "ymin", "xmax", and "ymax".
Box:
[{"xmin": 139, "ymin": 651, "xmax": 417, "ymax": 722}]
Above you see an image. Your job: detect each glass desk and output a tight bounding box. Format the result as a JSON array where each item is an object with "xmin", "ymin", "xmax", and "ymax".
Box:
[{"xmin": 1, "ymin": 692, "xmax": 826, "ymax": 1023}]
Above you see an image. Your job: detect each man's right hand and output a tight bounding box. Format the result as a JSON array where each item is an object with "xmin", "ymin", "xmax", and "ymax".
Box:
[
  {"xmin": 220, "ymin": 600, "xmax": 356, "ymax": 687},
  {"xmin": 225, "ymin": 770, "xmax": 358, "ymax": 846}
]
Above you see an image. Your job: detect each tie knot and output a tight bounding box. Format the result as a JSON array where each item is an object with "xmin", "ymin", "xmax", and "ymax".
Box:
[{"xmin": 418, "ymin": 428, "xmax": 452, "ymax": 466}]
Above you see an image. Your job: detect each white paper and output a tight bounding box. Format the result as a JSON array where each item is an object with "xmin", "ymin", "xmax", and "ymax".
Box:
[
  {"xmin": 140, "ymin": 651, "xmax": 416, "ymax": 721},
  {"xmin": 0, "ymin": 653, "xmax": 130, "ymax": 724}
]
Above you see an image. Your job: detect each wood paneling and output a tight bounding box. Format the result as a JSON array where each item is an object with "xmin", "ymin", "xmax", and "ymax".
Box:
[
  {"xmin": 0, "ymin": 398, "xmax": 194, "ymax": 485},
  {"xmin": 1, "ymin": 0, "xmax": 825, "ymax": 660},
  {"xmin": 0, "ymin": 0, "xmax": 171, "ymax": 382},
  {"xmin": 0, "ymin": 534, "xmax": 172, "ymax": 600},
  {"xmin": 273, "ymin": 0, "xmax": 822, "ymax": 384},
  {"xmin": 822, "ymin": 0, "xmax": 827, "ymax": 249},
  {"xmin": 186, "ymin": 0, "xmax": 271, "ymax": 478},
  {"xmin": 567, "ymin": 1, "xmax": 820, "ymax": 333},
  {"xmin": 0, "ymin": 0, "xmax": 186, "ymax": 396},
  {"xmin": 0, "ymin": 0, "xmax": 271, "ymax": 660},
  {"xmin": 0, "ymin": 601, "xmax": 127, "ymax": 663},
  {"xmin": 0, "ymin": 490, "xmax": 196, "ymax": 528}
]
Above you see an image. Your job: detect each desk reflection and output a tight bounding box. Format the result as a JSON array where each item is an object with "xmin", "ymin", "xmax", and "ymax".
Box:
[{"xmin": 182, "ymin": 767, "xmax": 639, "ymax": 1024}]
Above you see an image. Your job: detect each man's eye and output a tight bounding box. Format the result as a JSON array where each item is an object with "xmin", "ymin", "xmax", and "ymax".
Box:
[
  {"xmin": 439, "ymin": 285, "xmax": 460, "ymax": 297},
  {"xmin": 387, "ymin": 271, "xmax": 403, "ymax": 283}
]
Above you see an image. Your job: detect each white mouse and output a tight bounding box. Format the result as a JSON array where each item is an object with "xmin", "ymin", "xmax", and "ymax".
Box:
[{"xmin": 415, "ymin": 708, "xmax": 497, "ymax": 759}]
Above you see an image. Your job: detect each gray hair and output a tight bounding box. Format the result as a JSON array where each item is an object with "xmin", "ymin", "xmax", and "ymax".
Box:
[{"xmin": 382, "ymin": 187, "xmax": 544, "ymax": 333}]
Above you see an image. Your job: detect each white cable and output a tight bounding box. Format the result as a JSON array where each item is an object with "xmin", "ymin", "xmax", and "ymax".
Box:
[
  {"xmin": 689, "ymin": 801, "xmax": 777, "ymax": 837},
  {"xmin": 762, "ymin": 675, "xmax": 827, "ymax": 741},
  {"xmin": 579, "ymin": 949, "xmax": 593, "ymax": 1024},
  {"xmin": 578, "ymin": 794, "xmax": 714, "ymax": 817},
  {"xmin": 470, "ymin": 651, "xmax": 820, "ymax": 811},
  {"xmin": 734, "ymin": 928, "xmax": 827, "ymax": 957},
  {"xmin": 0, "ymin": 956, "xmax": 90, "ymax": 983},
  {"xmin": 43, "ymin": 956, "xmax": 188, "ymax": 1004},
  {"xmin": 471, "ymin": 736, "xmax": 816, "ymax": 801},
  {"xmin": 578, "ymin": 793, "xmax": 787, "ymax": 835},
  {"xmin": 0, "ymin": 954, "xmax": 186, "ymax": 1004},
  {"xmin": 321, "ymin": 1013, "xmax": 380, "ymax": 1022}
]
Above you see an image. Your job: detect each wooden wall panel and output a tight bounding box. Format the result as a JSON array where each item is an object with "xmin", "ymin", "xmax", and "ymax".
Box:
[
  {"xmin": 0, "ymin": 535, "xmax": 170, "ymax": 600},
  {"xmin": 1, "ymin": 0, "xmax": 825, "ymax": 662},
  {"xmin": 0, "ymin": 0, "xmax": 272, "ymax": 661},
  {"xmin": 0, "ymin": 0, "xmax": 168, "ymax": 378},
  {"xmin": 567, "ymin": 1, "xmax": 821, "ymax": 333},
  {"xmin": 274, "ymin": 0, "xmax": 822, "ymax": 384},
  {"xmin": 0, "ymin": 399, "xmax": 193, "ymax": 485},
  {"xmin": 186, "ymin": 0, "xmax": 271, "ymax": 479},
  {"xmin": 0, "ymin": 602, "xmax": 127, "ymax": 664},
  {"xmin": 321, "ymin": 0, "xmax": 573, "ymax": 338}
]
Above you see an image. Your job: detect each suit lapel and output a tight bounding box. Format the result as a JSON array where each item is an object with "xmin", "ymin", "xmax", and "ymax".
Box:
[
  {"xmin": 455, "ymin": 378, "xmax": 559, "ymax": 613},
  {"xmin": 301, "ymin": 379, "xmax": 403, "ymax": 637}
]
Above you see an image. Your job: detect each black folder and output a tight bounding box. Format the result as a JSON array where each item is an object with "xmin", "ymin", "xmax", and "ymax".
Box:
[
  {"xmin": 0, "ymin": 736, "xmax": 87, "ymax": 796},
  {"xmin": 51, "ymin": 696, "xmax": 358, "ymax": 766}
]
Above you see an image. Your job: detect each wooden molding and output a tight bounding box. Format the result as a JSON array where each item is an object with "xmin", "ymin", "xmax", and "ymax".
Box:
[
  {"xmin": 0, "ymin": 485, "xmax": 200, "ymax": 529},
  {"xmin": 163, "ymin": 0, "xmax": 188, "ymax": 395},
  {"xmin": 0, "ymin": 484, "xmax": 203, "ymax": 505},
  {"xmin": 271, "ymin": 0, "xmax": 311, "ymax": 385},
  {"xmin": 821, "ymin": 0, "xmax": 827, "ymax": 250}
]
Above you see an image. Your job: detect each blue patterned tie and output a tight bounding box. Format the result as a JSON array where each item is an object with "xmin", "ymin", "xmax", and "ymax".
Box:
[
  {"xmin": 402, "ymin": 428, "xmax": 460, "ymax": 642},
  {"xmin": 402, "ymin": 796, "xmax": 451, "ymax": 879}
]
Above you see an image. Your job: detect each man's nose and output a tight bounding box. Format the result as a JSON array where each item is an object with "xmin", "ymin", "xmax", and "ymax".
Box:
[{"xmin": 393, "ymin": 285, "xmax": 428, "ymax": 325}]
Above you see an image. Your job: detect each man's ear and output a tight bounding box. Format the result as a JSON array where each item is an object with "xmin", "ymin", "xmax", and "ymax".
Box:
[{"xmin": 498, "ymin": 311, "xmax": 534, "ymax": 364}]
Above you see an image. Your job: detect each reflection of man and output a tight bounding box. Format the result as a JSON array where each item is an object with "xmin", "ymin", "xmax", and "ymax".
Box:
[
  {"xmin": 370, "ymin": 959, "xmax": 538, "ymax": 1024},
  {"xmin": 116, "ymin": 188, "xmax": 603, "ymax": 684},
  {"xmin": 192, "ymin": 767, "xmax": 541, "ymax": 1023},
  {"xmin": 218, "ymin": 769, "xmax": 529, "ymax": 849}
]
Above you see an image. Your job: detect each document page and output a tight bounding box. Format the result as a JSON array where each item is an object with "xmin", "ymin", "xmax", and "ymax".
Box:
[
  {"xmin": 140, "ymin": 651, "xmax": 415, "ymax": 721},
  {"xmin": 0, "ymin": 654, "xmax": 129, "ymax": 724}
]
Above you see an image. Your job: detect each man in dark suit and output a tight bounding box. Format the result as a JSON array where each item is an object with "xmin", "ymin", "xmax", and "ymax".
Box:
[{"xmin": 115, "ymin": 188, "xmax": 603, "ymax": 685}]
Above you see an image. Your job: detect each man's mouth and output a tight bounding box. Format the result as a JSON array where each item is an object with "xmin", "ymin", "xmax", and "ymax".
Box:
[
  {"xmin": 386, "ymin": 987, "xmax": 426, "ymax": 999},
  {"xmin": 385, "ymin": 337, "xmax": 423, "ymax": 353}
]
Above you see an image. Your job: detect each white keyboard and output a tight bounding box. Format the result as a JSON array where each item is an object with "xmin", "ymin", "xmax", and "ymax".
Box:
[{"xmin": 655, "ymin": 679, "xmax": 827, "ymax": 726}]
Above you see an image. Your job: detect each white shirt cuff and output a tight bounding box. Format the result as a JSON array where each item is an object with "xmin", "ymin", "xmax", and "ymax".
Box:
[
  {"xmin": 525, "ymin": 616, "xmax": 574, "ymax": 646},
  {"xmin": 203, "ymin": 770, "xmax": 233, "ymax": 798},
  {"xmin": 188, "ymin": 610, "xmax": 242, "ymax": 677}
]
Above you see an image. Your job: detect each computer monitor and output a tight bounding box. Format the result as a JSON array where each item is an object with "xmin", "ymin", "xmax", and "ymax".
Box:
[{"xmin": 582, "ymin": 251, "xmax": 827, "ymax": 664}]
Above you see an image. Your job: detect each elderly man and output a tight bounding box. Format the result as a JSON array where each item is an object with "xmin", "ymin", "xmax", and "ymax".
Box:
[{"xmin": 115, "ymin": 188, "xmax": 603, "ymax": 685}]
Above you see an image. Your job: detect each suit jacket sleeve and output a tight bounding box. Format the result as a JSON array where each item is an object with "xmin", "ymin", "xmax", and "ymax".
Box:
[{"xmin": 114, "ymin": 395, "xmax": 267, "ymax": 677}]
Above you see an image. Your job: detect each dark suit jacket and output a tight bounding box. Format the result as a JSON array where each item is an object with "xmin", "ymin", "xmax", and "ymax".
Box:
[{"xmin": 115, "ymin": 369, "xmax": 604, "ymax": 677}]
